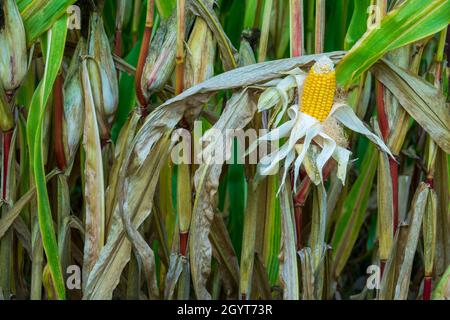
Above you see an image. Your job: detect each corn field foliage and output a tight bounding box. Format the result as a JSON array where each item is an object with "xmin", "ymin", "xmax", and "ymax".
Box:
[{"xmin": 0, "ymin": 0, "xmax": 449, "ymax": 300}]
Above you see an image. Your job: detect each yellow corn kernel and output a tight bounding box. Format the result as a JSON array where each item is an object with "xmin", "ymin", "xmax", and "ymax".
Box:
[{"xmin": 300, "ymin": 58, "xmax": 336, "ymax": 122}]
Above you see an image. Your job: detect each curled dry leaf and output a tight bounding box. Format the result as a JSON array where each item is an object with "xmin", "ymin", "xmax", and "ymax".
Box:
[
  {"xmin": 190, "ymin": 90, "xmax": 257, "ymax": 299},
  {"xmin": 372, "ymin": 59, "xmax": 450, "ymax": 153},
  {"xmin": 80, "ymin": 59, "xmax": 105, "ymax": 288},
  {"xmin": 394, "ymin": 183, "xmax": 429, "ymax": 300},
  {"xmin": 279, "ymin": 179, "xmax": 299, "ymax": 300}
]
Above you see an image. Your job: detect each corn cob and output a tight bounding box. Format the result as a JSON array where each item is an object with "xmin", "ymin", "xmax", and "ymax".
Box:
[{"xmin": 300, "ymin": 56, "xmax": 336, "ymax": 122}]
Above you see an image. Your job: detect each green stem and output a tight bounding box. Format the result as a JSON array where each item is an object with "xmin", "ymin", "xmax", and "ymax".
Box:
[{"xmin": 258, "ymin": 0, "xmax": 273, "ymax": 62}]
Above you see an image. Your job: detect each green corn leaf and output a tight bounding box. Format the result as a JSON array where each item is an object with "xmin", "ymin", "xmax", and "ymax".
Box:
[
  {"xmin": 156, "ymin": 0, "xmax": 176, "ymax": 19},
  {"xmin": 432, "ymin": 264, "xmax": 450, "ymax": 300},
  {"xmin": 227, "ymin": 139, "xmax": 247, "ymax": 259},
  {"xmin": 337, "ymin": 0, "xmax": 450, "ymax": 86},
  {"xmin": 243, "ymin": 0, "xmax": 259, "ymax": 29},
  {"xmin": 26, "ymin": 16, "xmax": 68, "ymax": 300},
  {"xmin": 18, "ymin": 0, "xmax": 76, "ymax": 46},
  {"xmin": 262, "ymin": 175, "xmax": 281, "ymax": 286},
  {"xmin": 344, "ymin": 0, "xmax": 370, "ymax": 50}
]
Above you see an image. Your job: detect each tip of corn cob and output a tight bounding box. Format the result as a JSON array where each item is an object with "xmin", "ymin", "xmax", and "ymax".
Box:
[{"xmin": 313, "ymin": 56, "xmax": 334, "ymax": 74}]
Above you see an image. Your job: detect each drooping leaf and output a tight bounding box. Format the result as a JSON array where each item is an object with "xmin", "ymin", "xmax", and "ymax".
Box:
[
  {"xmin": 337, "ymin": 0, "xmax": 450, "ymax": 86},
  {"xmin": 372, "ymin": 59, "xmax": 450, "ymax": 153},
  {"xmin": 190, "ymin": 90, "xmax": 257, "ymax": 299},
  {"xmin": 18, "ymin": 0, "xmax": 76, "ymax": 46},
  {"xmin": 26, "ymin": 15, "xmax": 68, "ymax": 300}
]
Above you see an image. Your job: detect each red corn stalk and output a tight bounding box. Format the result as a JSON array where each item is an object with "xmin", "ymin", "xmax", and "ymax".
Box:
[
  {"xmin": 380, "ymin": 260, "xmax": 385, "ymax": 279},
  {"xmin": 375, "ymin": 0, "xmax": 398, "ymax": 238},
  {"xmin": 376, "ymin": 80, "xmax": 399, "ymax": 236},
  {"xmin": 179, "ymin": 232, "xmax": 188, "ymax": 257},
  {"xmin": 176, "ymin": 0, "xmax": 189, "ymax": 256},
  {"xmin": 135, "ymin": 0, "xmax": 155, "ymax": 116},
  {"xmin": 375, "ymin": 81, "xmax": 389, "ymax": 141},
  {"xmin": 114, "ymin": 0, "xmax": 125, "ymax": 57},
  {"xmin": 375, "ymin": 0, "xmax": 399, "ymax": 279},
  {"xmin": 375, "ymin": 1, "xmax": 389, "ymax": 142},
  {"xmin": 314, "ymin": 0, "xmax": 325, "ymax": 54},
  {"xmin": 114, "ymin": 28, "xmax": 122, "ymax": 81},
  {"xmin": 290, "ymin": 0, "xmax": 304, "ymax": 57},
  {"xmin": 293, "ymin": 177, "xmax": 310, "ymax": 250},
  {"xmin": 423, "ymin": 276, "xmax": 432, "ymax": 300},
  {"xmin": 53, "ymin": 73, "xmax": 67, "ymax": 171},
  {"xmin": 114, "ymin": 30, "xmax": 122, "ymax": 57}
]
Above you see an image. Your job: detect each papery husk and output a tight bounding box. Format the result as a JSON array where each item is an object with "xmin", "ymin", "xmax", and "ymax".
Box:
[
  {"xmin": 63, "ymin": 39, "xmax": 85, "ymax": 166},
  {"xmin": 87, "ymin": 12, "xmax": 119, "ymax": 139},
  {"xmin": 141, "ymin": 5, "xmax": 194, "ymax": 98},
  {"xmin": 0, "ymin": 0, "xmax": 27, "ymax": 91}
]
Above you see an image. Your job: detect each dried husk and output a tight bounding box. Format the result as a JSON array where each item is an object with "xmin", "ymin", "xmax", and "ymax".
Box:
[
  {"xmin": 0, "ymin": 0, "xmax": 27, "ymax": 91},
  {"xmin": 141, "ymin": 5, "xmax": 194, "ymax": 98},
  {"xmin": 80, "ymin": 59, "xmax": 105, "ymax": 289},
  {"xmin": 394, "ymin": 183, "xmax": 429, "ymax": 300},
  {"xmin": 87, "ymin": 12, "xmax": 119, "ymax": 139},
  {"xmin": 423, "ymin": 188, "xmax": 437, "ymax": 277},
  {"xmin": 63, "ymin": 39, "xmax": 85, "ymax": 166}
]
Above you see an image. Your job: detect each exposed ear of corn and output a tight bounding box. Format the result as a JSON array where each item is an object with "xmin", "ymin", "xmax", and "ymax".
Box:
[{"xmin": 300, "ymin": 57, "xmax": 336, "ymax": 122}]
